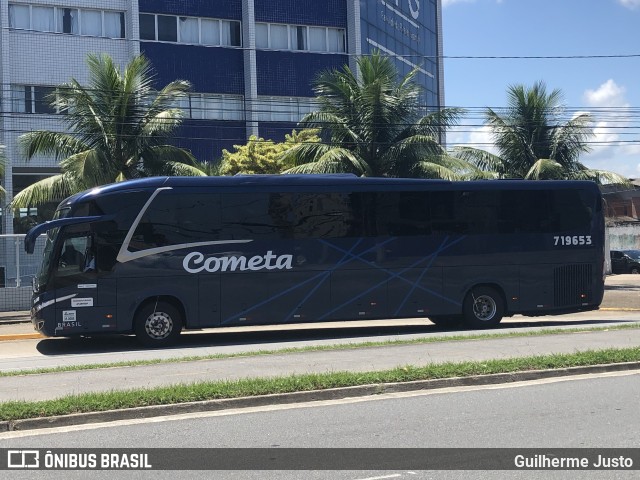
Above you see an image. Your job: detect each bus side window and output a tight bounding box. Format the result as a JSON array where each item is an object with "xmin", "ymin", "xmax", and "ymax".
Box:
[
  {"xmin": 56, "ymin": 234, "xmax": 94, "ymax": 278},
  {"xmin": 59, "ymin": 243, "xmax": 84, "ymax": 270}
]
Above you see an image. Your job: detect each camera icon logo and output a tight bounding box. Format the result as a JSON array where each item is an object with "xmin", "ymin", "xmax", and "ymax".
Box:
[{"xmin": 7, "ymin": 450, "xmax": 40, "ymax": 469}]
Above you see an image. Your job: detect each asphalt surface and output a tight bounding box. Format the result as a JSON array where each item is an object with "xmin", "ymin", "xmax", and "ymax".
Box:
[{"xmin": 0, "ymin": 274, "xmax": 638, "ymax": 433}]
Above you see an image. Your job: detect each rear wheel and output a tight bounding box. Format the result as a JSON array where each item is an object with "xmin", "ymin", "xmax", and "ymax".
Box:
[
  {"xmin": 630, "ymin": 266, "xmax": 640, "ymax": 274},
  {"xmin": 134, "ymin": 301, "xmax": 183, "ymax": 347},
  {"xmin": 463, "ymin": 286, "xmax": 504, "ymax": 329}
]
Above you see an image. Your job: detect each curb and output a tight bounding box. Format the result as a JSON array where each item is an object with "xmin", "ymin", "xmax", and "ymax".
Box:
[
  {"xmin": 2, "ymin": 361, "xmax": 640, "ymax": 433},
  {"xmin": 600, "ymin": 307, "xmax": 640, "ymax": 311},
  {"xmin": 0, "ymin": 333, "xmax": 43, "ymax": 341}
]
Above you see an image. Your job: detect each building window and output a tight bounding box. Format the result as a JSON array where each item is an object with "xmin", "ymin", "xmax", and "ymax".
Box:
[
  {"xmin": 309, "ymin": 27, "xmax": 327, "ymax": 52},
  {"xmin": 57, "ymin": 8, "xmax": 78, "ymax": 34},
  {"xmin": 177, "ymin": 94, "xmax": 245, "ymax": 121},
  {"xmin": 179, "ymin": 17, "xmax": 199, "ymax": 44},
  {"xmin": 270, "ymin": 24, "xmax": 288, "ymax": 49},
  {"xmin": 8, "ymin": 4, "xmax": 30, "ymax": 29},
  {"xmin": 201, "ymin": 18, "xmax": 220, "ymax": 45},
  {"xmin": 81, "ymin": 9, "xmax": 101, "ymax": 36},
  {"xmin": 223, "ymin": 20, "xmax": 241, "ymax": 47},
  {"xmin": 8, "ymin": 3, "xmax": 125, "ymax": 39},
  {"xmin": 328, "ymin": 28, "xmax": 346, "ymax": 52},
  {"xmin": 255, "ymin": 23, "xmax": 268, "ymax": 48},
  {"xmin": 11, "ymin": 85, "xmax": 66, "ymax": 114},
  {"xmin": 105, "ymin": 11, "xmax": 125, "ymax": 38},
  {"xmin": 157, "ymin": 15, "xmax": 177, "ymax": 42},
  {"xmin": 290, "ymin": 25, "xmax": 307, "ymax": 51},
  {"xmin": 256, "ymin": 96, "xmax": 318, "ymax": 123},
  {"xmin": 255, "ymin": 22, "xmax": 345, "ymax": 53},
  {"xmin": 140, "ymin": 13, "xmax": 241, "ymax": 47},
  {"xmin": 32, "ymin": 5, "xmax": 55, "ymax": 32},
  {"xmin": 139, "ymin": 13, "xmax": 155, "ymax": 40}
]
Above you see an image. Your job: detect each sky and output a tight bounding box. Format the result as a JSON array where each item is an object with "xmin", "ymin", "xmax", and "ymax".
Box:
[{"xmin": 441, "ymin": 0, "xmax": 640, "ymax": 178}]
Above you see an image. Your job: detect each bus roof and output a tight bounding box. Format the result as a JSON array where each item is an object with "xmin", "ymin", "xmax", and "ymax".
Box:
[{"xmin": 60, "ymin": 175, "xmax": 601, "ymax": 207}]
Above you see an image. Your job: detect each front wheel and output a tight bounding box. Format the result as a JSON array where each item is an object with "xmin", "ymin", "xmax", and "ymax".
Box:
[
  {"xmin": 463, "ymin": 286, "xmax": 504, "ymax": 329},
  {"xmin": 630, "ymin": 266, "xmax": 640, "ymax": 274},
  {"xmin": 134, "ymin": 301, "xmax": 183, "ymax": 347}
]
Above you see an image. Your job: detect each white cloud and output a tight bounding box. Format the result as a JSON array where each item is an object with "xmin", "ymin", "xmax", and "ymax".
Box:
[
  {"xmin": 618, "ymin": 0, "xmax": 640, "ymax": 10},
  {"xmin": 584, "ymin": 79, "xmax": 628, "ymax": 108},
  {"xmin": 447, "ymin": 125, "xmax": 498, "ymax": 154},
  {"xmin": 581, "ymin": 80, "xmax": 639, "ymax": 178}
]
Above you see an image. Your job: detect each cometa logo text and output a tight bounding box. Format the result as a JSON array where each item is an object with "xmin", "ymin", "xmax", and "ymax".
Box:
[{"xmin": 183, "ymin": 251, "xmax": 293, "ymax": 274}]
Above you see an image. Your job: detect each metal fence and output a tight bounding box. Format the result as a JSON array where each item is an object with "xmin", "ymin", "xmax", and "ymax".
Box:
[{"xmin": 0, "ymin": 234, "xmax": 46, "ymax": 311}]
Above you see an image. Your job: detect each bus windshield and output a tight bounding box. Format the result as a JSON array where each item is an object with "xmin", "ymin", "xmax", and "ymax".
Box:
[{"xmin": 35, "ymin": 227, "xmax": 59, "ymax": 292}]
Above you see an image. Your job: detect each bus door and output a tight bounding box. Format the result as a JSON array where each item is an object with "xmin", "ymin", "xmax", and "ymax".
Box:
[{"xmin": 50, "ymin": 228, "xmax": 115, "ymax": 336}]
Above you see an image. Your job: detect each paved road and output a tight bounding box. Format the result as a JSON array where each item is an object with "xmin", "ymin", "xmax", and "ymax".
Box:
[{"xmin": 2, "ymin": 371, "xmax": 639, "ymax": 479}]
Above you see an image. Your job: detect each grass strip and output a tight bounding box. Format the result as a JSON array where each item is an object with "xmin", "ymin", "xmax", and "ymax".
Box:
[
  {"xmin": 2, "ymin": 322, "xmax": 639, "ymax": 378},
  {"xmin": 1, "ymin": 347, "xmax": 639, "ymax": 421}
]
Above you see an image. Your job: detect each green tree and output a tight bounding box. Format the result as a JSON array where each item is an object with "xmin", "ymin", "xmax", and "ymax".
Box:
[
  {"xmin": 194, "ymin": 160, "xmax": 223, "ymax": 176},
  {"xmin": 452, "ymin": 81, "xmax": 628, "ymax": 184},
  {"xmin": 220, "ymin": 129, "xmax": 321, "ymax": 175},
  {"xmin": 281, "ymin": 52, "xmax": 475, "ymax": 179},
  {"xmin": 11, "ymin": 53, "xmax": 204, "ymax": 208}
]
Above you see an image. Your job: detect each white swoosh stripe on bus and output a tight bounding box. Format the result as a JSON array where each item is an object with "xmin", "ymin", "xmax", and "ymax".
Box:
[
  {"xmin": 36, "ymin": 294, "xmax": 78, "ymax": 312},
  {"xmin": 116, "ymin": 240, "xmax": 254, "ymax": 263}
]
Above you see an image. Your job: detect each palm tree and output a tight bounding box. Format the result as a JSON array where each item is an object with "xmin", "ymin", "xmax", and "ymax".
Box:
[
  {"xmin": 281, "ymin": 51, "xmax": 477, "ymax": 179},
  {"xmin": 11, "ymin": 53, "xmax": 204, "ymax": 208},
  {"xmin": 452, "ymin": 81, "xmax": 628, "ymax": 184}
]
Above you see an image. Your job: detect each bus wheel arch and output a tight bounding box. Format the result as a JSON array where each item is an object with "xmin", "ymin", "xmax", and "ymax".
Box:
[
  {"xmin": 133, "ymin": 296, "xmax": 184, "ymax": 347},
  {"xmin": 462, "ymin": 284, "xmax": 506, "ymax": 329}
]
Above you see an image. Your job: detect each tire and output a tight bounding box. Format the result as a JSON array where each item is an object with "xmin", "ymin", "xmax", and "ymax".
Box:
[
  {"xmin": 428, "ymin": 315, "xmax": 463, "ymax": 328},
  {"xmin": 134, "ymin": 300, "xmax": 183, "ymax": 347},
  {"xmin": 462, "ymin": 286, "xmax": 504, "ymax": 329},
  {"xmin": 631, "ymin": 266, "xmax": 640, "ymax": 274}
]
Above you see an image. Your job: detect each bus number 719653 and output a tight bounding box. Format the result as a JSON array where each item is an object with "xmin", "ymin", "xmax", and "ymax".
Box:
[{"xmin": 554, "ymin": 235, "xmax": 592, "ymax": 246}]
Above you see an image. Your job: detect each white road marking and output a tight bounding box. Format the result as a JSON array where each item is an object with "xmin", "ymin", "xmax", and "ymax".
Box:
[{"xmin": 353, "ymin": 474, "xmax": 402, "ymax": 480}]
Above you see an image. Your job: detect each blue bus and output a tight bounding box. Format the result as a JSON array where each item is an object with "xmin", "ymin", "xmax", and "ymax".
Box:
[{"xmin": 26, "ymin": 175, "xmax": 605, "ymax": 346}]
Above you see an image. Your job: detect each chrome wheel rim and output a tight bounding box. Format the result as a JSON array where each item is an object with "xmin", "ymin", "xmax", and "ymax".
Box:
[
  {"xmin": 145, "ymin": 311, "xmax": 173, "ymax": 340},
  {"xmin": 472, "ymin": 295, "xmax": 497, "ymax": 321}
]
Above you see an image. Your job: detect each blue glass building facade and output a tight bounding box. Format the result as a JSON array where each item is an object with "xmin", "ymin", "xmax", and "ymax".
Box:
[{"xmin": 137, "ymin": 0, "xmax": 444, "ymax": 162}]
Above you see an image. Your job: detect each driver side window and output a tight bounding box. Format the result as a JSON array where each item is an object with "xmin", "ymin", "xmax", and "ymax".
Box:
[{"xmin": 56, "ymin": 234, "xmax": 95, "ymax": 277}]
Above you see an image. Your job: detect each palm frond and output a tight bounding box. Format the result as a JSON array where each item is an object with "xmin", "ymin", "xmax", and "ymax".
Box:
[
  {"xmin": 18, "ymin": 131, "xmax": 90, "ymax": 161},
  {"xmin": 571, "ymin": 169, "xmax": 631, "ymax": 186},
  {"xmin": 161, "ymin": 161, "xmax": 208, "ymax": 177},
  {"xmin": 450, "ymin": 146, "xmax": 506, "ymax": 174},
  {"xmin": 411, "ymin": 161, "xmax": 464, "ymax": 180},
  {"xmin": 283, "ymin": 161, "xmax": 349, "ymax": 175},
  {"xmin": 59, "ymin": 149, "xmax": 115, "ymax": 188},
  {"xmin": 10, "ymin": 174, "xmax": 77, "ymax": 208},
  {"xmin": 524, "ymin": 159, "xmax": 565, "ymax": 180}
]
